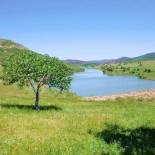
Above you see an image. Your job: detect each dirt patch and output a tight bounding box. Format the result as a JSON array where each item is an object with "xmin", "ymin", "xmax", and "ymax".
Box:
[{"xmin": 84, "ymin": 89, "xmax": 155, "ymax": 101}]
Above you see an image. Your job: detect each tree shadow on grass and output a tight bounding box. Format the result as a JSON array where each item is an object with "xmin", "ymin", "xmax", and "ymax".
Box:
[
  {"xmin": 0, "ymin": 103, "xmax": 62, "ymax": 111},
  {"xmin": 96, "ymin": 124, "xmax": 155, "ymax": 155}
]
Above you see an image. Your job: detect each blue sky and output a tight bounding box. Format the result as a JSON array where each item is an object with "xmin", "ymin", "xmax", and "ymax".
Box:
[{"xmin": 0, "ymin": 0, "xmax": 155, "ymax": 60}]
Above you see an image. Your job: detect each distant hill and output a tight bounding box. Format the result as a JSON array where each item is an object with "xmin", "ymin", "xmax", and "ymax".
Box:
[
  {"xmin": 88, "ymin": 57, "xmax": 131, "ymax": 64},
  {"xmin": 64, "ymin": 53, "xmax": 155, "ymax": 65},
  {"xmin": 1, "ymin": 39, "xmax": 155, "ymax": 66},
  {"xmin": 132, "ymin": 52, "xmax": 155, "ymax": 61},
  {"xmin": 64, "ymin": 59, "xmax": 86, "ymax": 65},
  {"xmin": 64, "ymin": 57, "xmax": 131, "ymax": 65}
]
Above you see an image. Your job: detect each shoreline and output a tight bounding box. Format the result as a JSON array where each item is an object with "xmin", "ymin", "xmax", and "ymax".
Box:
[{"xmin": 84, "ymin": 89, "xmax": 155, "ymax": 101}]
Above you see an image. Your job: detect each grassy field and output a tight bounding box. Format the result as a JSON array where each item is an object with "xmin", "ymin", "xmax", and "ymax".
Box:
[
  {"xmin": 99, "ymin": 60, "xmax": 155, "ymax": 80},
  {"xmin": 0, "ymin": 82, "xmax": 155, "ymax": 155}
]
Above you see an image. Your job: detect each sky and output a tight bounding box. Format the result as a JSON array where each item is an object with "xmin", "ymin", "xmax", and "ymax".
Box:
[{"xmin": 0, "ymin": 0, "xmax": 155, "ymax": 60}]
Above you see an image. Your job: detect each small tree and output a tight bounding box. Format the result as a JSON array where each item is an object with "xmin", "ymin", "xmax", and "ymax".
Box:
[{"xmin": 2, "ymin": 52, "xmax": 73, "ymax": 110}]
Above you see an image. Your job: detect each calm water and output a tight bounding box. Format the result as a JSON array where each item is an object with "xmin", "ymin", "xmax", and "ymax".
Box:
[{"xmin": 70, "ymin": 68, "xmax": 155, "ymax": 97}]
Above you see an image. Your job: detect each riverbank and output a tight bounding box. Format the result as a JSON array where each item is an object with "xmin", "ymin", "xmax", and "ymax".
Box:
[
  {"xmin": 98, "ymin": 60, "xmax": 155, "ymax": 80},
  {"xmin": 85, "ymin": 89, "xmax": 155, "ymax": 101},
  {"xmin": 71, "ymin": 68, "xmax": 155, "ymax": 96}
]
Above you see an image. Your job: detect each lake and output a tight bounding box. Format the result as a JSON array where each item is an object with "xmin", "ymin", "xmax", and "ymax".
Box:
[{"xmin": 70, "ymin": 68, "xmax": 155, "ymax": 96}]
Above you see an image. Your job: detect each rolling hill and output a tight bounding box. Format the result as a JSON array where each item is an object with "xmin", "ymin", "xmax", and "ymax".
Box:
[
  {"xmin": 132, "ymin": 52, "xmax": 155, "ymax": 61},
  {"xmin": 1, "ymin": 39, "xmax": 155, "ymax": 66},
  {"xmin": 0, "ymin": 39, "xmax": 27, "ymax": 49},
  {"xmin": 65, "ymin": 52, "xmax": 155, "ymax": 65},
  {"xmin": 0, "ymin": 39, "xmax": 83, "ymax": 72},
  {"xmin": 0, "ymin": 39, "xmax": 31, "ymax": 64}
]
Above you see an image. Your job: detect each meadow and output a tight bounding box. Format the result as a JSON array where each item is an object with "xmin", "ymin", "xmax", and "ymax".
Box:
[
  {"xmin": 99, "ymin": 60, "xmax": 155, "ymax": 80},
  {"xmin": 0, "ymin": 82, "xmax": 155, "ymax": 155}
]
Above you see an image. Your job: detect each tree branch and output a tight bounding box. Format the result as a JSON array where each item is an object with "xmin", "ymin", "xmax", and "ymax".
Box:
[
  {"xmin": 28, "ymin": 79, "xmax": 36, "ymax": 94},
  {"xmin": 38, "ymin": 75, "xmax": 48, "ymax": 88}
]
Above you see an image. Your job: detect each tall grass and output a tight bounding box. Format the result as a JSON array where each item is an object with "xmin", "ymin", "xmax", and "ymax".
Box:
[{"xmin": 0, "ymin": 82, "xmax": 155, "ymax": 154}]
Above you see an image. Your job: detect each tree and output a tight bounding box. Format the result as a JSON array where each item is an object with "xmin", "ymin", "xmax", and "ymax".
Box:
[{"xmin": 2, "ymin": 51, "xmax": 73, "ymax": 110}]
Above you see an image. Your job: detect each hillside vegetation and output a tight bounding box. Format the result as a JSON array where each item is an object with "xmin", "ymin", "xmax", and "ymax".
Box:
[
  {"xmin": 0, "ymin": 39, "xmax": 82, "ymax": 73},
  {"xmin": 0, "ymin": 39, "xmax": 28, "ymax": 64},
  {"xmin": 67, "ymin": 64, "xmax": 85, "ymax": 72},
  {"xmin": 100, "ymin": 60, "xmax": 155, "ymax": 80},
  {"xmin": 0, "ymin": 39, "xmax": 26, "ymax": 49}
]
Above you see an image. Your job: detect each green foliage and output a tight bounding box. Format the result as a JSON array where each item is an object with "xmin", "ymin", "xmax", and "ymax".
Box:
[
  {"xmin": 0, "ymin": 39, "xmax": 27, "ymax": 64},
  {"xmin": 2, "ymin": 51, "xmax": 73, "ymax": 108},
  {"xmin": 3, "ymin": 52, "xmax": 72, "ymax": 88},
  {"xmin": 0, "ymin": 48, "xmax": 25, "ymax": 64},
  {"xmin": 144, "ymin": 68, "xmax": 152, "ymax": 73},
  {"xmin": 100, "ymin": 60, "xmax": 155, "ymax": 80},
  {"xmin": 67, "ymin": 64, "xmax": 84, "ymax": 73},
  {"xmin": 101, "ymin": 64, "xmax": 114, "ymax": 73}
]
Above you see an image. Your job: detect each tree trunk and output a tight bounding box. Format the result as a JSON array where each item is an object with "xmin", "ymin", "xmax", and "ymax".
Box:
[
  {"xmin": 60, "ymin": 87, "xmax": 63, "ymax": 93},
  {"xmin": 34, "ymin": 88, "xmax": 40, "ymax": 110}
]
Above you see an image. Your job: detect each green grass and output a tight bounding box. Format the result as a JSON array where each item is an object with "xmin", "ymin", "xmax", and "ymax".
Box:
[
  {"xmin": 99, "ymin": 60, "xmax": 155, "ymax": 80},
  {"xmin": 0, "ymin": 82, "xmax": 155, "ymax": 155}
]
